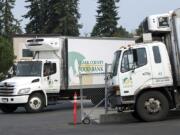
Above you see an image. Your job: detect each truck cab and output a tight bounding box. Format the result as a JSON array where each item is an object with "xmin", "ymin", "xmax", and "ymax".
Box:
[
  {"xmin": 0, "ymin": 38, "xmax": 61, "ymax": 113},
  {"xmin": 107, "ymin": 9, "xmax": 180, "ymax": 122},
  {"xmin": 14, "ymin": 59, "xmax": 60, "ymax": 94},
  {"xmin": 108, "ymin": 42, "xmax": 173, "ymax": 121}
]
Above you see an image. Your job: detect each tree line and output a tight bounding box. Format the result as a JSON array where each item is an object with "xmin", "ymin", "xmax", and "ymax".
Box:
[
  {"xmin": 0, "ymin": 0, "xmax": 133, "ymax": 37},
  {"xmin": 0, "ymin": 0, "xmax": 134, "ymax": 79}
]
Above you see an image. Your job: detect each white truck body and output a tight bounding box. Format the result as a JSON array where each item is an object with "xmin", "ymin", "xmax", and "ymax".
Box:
[
  {"xmin": 140, "ymin": 8, "xmax": 180, "ymax": 86},
  {"xmin": 112, "ymin": 42, "xmax": 173, "ymax": 97},
  {"xmin": 108, "ymin": 8, "xmax": 180, "ymax": 122},
  {"xmin": 67, "ymin": 38, "xmax": 133, "ymax": 89},
  {"xmin": 0, "ymin": 36, "xmax": 134, "ymax": 113}
]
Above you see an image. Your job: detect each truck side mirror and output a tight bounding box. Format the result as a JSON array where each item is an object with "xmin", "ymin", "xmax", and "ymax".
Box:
[{"xmin": 13, "ymin": 64, "xmax": 17, "ymax": 75}]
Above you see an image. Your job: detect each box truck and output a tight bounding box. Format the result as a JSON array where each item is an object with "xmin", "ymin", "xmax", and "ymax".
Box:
[
  {"xmin": 108, "ymin": 8, "xmax": 180, "ymax": 122},
  {"xmin": 0, "ymin": 36, "xmax": 134, "ymax": 113}
]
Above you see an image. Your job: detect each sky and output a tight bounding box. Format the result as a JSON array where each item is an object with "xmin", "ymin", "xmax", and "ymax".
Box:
[{"xmin": 13, "ymin": 0, "xmax": 180, "ymax": 36}]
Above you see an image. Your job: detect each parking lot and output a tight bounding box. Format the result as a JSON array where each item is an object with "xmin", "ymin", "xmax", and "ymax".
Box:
[{"xmin": 0, "ymin": 100, "xmax": 180, "ymax": 135}]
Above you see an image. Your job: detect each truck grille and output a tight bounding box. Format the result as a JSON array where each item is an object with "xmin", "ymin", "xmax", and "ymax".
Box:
[{"xmin": 0, "ymin": 83, "xmax": 15, "ymax": 95}]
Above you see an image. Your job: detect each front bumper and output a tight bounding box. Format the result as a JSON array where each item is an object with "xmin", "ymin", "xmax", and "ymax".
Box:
[{"xmin": 0, "ymin": 95, "xmax": 29, "ymax": 104}]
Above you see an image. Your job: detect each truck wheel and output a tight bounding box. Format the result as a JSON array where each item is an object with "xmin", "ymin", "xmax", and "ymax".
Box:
[
  {"xmin": 131, "ymin": 111, "xmax": 142, "ymax": 121},
  {"xmin": 25, "ymin": 93, "xmax": 45, "ymax": 113},
  {"xmin": 82, "ymin": 117, "xmax": 91, "ymax": 124},
  {"xmin": 136, "ymin": 91, "xmax": 169, "ymax": 122},
  {"xmin": 0, "ymin": 105, "xmax": 17, "ymax": 113}
]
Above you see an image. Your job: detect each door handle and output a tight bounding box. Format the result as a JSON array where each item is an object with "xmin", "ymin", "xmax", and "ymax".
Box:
[
  {"xmin": 142, "ymin": 72, "xmax": 151, "ymax": 76},
  {"xmin": 54, "ymin": 80, "xmax": 58, "ymax": 82}
]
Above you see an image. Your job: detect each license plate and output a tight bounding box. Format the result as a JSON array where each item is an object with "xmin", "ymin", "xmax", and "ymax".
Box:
[{"xmin": 2, "ymin": 98, "xmax": 8, "ymax": 103}]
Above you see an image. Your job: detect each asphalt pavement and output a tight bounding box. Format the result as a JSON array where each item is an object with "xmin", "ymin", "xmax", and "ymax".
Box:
[{"xmin": 0, "ymin": 100, "xmax": 180, "ymax": 135}]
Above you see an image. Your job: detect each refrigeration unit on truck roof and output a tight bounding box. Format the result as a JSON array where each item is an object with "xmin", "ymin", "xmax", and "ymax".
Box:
[
  {"xmin": 26, "ymin": 38, "xmax": 61, "ymax": 51},
  {"xmin": 140, "ymin": 13, "xmax": 171, "ymax": 32}
]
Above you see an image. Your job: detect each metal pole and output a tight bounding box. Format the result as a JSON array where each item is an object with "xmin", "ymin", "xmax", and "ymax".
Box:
[
  {"xmin": 105, "ymin": 63, "xmax": 108, "ymax": 114},
  {"xmin": 80, "ymin": 74, "xmax": 84, "ymax": 121}
]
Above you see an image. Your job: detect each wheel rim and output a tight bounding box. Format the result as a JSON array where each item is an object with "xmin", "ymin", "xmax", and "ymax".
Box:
[
  {"xmin": 144, "ymin": 98, "xmax": 161, "ymax": 114},
  {"xmin": 29, "ymin": 97, "xmax": 42, "ymax": 110},
  {"xmin": 83, "ymin": 117, "xmax": 90, "ymax": 124}
]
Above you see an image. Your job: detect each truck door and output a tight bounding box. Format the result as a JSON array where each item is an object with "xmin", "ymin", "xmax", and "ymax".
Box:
[
  {"xmin": 42, "ymin": 61, "xmax": 60, "ymax": 93},
  {"xmin": 119, "ymin": 47, "xmax": 152, "ymax": 96},
  {"xmin": 150, "ymin": 46, "xmax": 165, "ymax": 85}
]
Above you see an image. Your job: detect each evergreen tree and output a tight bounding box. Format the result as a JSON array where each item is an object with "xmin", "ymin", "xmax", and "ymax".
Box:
[
  {"xmin": 24, "ymin": 0, "xmax": 49, "ymax": 34},
  {"xmin": 24, "ymin": 0, "xmax": 81, "ymax": 36},
  {"xmin": 0, "ymin": 1, "xmax": 3, "ymax": 35},
  {"xmin": 0, "ymin": 0, "xmax": 20, "ymax": 78},
  {"xmin": 0, "ymin": 0, "xmax": 21, "ymax": 37},
  {"xmin": 45, "ymin": 0, "xmax": 81, "ymax": 35},
  {"xmin": 91, "ymin": 0, "xmax": 120, "ymax": 37},
  {"xmin": 114, "ymin": 26, "xmax": 133, "ymax": 38},
  {"xmin": 135, "ymin": 25, "xmax": 144, "ymax": 36},
  {"xmin": 0, "ymin": 36, "xmax": 14, "ymax": 75}
]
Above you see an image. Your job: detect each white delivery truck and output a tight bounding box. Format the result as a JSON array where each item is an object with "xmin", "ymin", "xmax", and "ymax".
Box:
[
  {"xmin": 108, "ymin": 8, "xmax": 180, "ymax": 122},
  {"xmin": 0, "ymin": 36, "xmax": 134, "ymax": 113}
]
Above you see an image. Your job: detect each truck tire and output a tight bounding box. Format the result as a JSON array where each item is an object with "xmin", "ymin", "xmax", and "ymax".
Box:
[
  {"xmin": 131, "ymin": 111, "xmax": 142, "ymax": 121},
  {"xmin": 25, "ymin": 93, "xmax": 45, "ymax": 113},
  {"xmin": 136, "ymin": 91, "xmax": 169, "ymax": 122},
  {"xmin": 0, "ymin": 105, "xmax": 17, "ymax": 113}
]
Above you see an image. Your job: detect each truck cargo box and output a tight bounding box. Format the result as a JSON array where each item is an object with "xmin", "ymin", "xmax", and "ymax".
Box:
[
  {"xmin": 13, "ymin": 35, "xmax": 135, "ymax": 90},
  {"xmin": 65, "ymin": 37, "xmax": 135, "ymax": 89}
]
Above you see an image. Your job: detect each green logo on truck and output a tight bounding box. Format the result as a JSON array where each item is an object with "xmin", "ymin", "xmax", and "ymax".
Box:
[
  {"xmin": 69, "ymin": 51, "xmax": 104, "ymax": 74},
  {"xmin": 68, "ymin": 52, "xmax": 85, "ymax": 75},
  {"xmin": 68, "ymin": 51, "xmax": 104, "ymax": 85},
  {"xmin": 123, "ymin": 77, "xmax": 133, "ymax": 88}
]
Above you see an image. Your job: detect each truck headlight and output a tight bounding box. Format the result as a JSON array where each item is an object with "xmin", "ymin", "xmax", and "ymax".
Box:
[{"xmin": 18, "ymin": 88, "xmax": 31, "ymax": 94}]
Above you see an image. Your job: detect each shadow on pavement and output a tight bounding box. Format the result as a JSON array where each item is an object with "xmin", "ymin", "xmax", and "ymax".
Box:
[
  {"xmin": 1, "ymin": 100, "xmax": 180, "ymax": 126},
  {"xmin": 0, "ymin": 100, "xmax": 93, "ymax": 114}
]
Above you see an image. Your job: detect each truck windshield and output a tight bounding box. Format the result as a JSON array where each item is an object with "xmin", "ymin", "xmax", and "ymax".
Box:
[
  {"xmin": 16, "ymin": 61, "xmax": 42, "ymax": 77},
  {"xmin": 111, "ymin": 51, "xmax": 121, "ymax": 76}
]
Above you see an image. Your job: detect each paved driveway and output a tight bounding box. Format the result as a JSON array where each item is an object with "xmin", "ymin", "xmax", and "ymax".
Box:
[{"xmin": 0, "ymin": 101, "xmax": 180, "ymax": 135}]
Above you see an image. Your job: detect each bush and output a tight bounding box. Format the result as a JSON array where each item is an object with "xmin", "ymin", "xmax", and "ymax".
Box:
[
  {"xmin": 0, "ymin": 73, "xmax": 5, "ymax": 81},
  {"xmin": 0, "ymin": 37, "xmax": 14, "ymax": 76}
]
